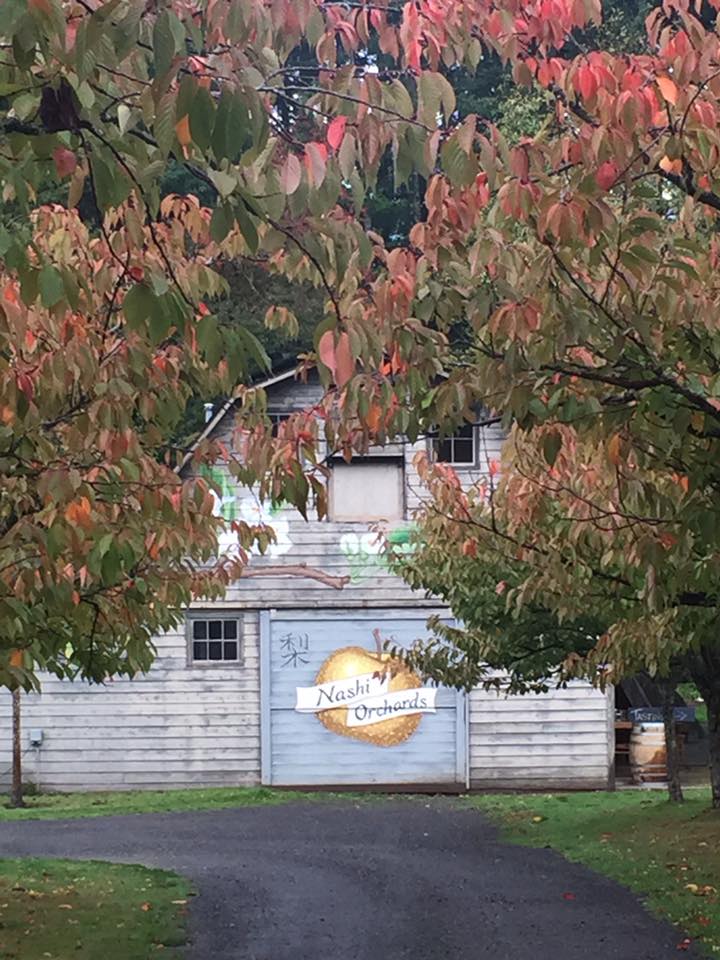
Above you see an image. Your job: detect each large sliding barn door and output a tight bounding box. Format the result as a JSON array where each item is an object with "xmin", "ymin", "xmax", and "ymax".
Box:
[{"xmin": 261, "ymin": 610, "xmax": 466, "ymax": 788}]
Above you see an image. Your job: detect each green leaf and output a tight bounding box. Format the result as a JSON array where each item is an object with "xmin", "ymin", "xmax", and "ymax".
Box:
[
  {"xmin": 196, "ymin": 313, "xmax": 223, "ymax": 365},
  {"xmin": 226, "ymin": 94, "xmax": 250, "ymax": 160},
  {"xmin": 154, "ymin": 92, "xmax": 176, "ymax": 156},
  {"xmin": 441, "ymin": 135, "xmax": 476, "ymax": 187},
  {"xmin": 208, "ymin": 169, "xmax": 236, "ymax": 198},
  {"xmin": 189, "ymin": 86, "xmax": 214, "ymax": 151},
  {"xmin": 153, "ymin": 9, "xmax": 184, "ymax": 76},
  {"xmin": 210, "ymin": 203, "xmax": 233, "ymax": 243},
  {"xmin": 123, "ymin": 283, "xmax": 158, "ymax": 329},
  {"xmin": 211, "ymin": 89, "xmax": 231, "ymax": 161},
  {"xmin": 542, "ymin": 431, "xmax": 562, "ymax": 466},
  {"xmin": 39, "ymin": 264, "xmax": 65, "ymax": 307},
  {"xmin": 91, "ymin": 154, "xmax": 130, "ymax": 209},
  {"xmin": 234, "ymin": 201, "xmax": 258, "ymax": 253},
  {"xmin": 234, "ymin": 324, "xmax": 270, "ymax": 372}
]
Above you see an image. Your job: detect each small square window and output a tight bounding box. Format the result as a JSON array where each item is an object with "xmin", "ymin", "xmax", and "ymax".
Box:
[
  {"xmin": 432, "ymin": 423, "xmax": 476, "ymax": 465},
  {"xmin": 189, "ymin": 617, "xmax": 242, "ymax": 664}
]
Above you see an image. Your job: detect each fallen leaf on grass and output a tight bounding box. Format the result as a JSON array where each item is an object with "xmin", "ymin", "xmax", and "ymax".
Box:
[
  {"xmin": 696, "ymin": 916, "xmax": 711, "ymax": 927},
  {"xmin": 685, "ymin": 884, "xmax": 716, "ymax": 897},
  {"xmin": 141, "ymin": 902, "xmax": 152, "ymax": 912},
  {"xmin": 531, "ymin": 816, "xmax": 545, "ymax": 823},
  {"xmin": 171, "ymin": 900, "xmax": 187, "ymax": 905},
  {"xmin": 57, "ymin": 904, "xmax": 73, "ymax": 910}
]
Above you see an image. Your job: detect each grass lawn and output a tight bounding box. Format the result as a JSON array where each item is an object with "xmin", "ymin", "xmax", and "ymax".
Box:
[
  {"xmin": 470, "ymin": 788, "xmax": 720, "ymax": 955},
  {"xmin": 0, "ymin": 786, "xmax": 313, "ymax": 820},
  {"xmin": 0, "ymin": 858, "xmax": 191, "ymax": 959}
]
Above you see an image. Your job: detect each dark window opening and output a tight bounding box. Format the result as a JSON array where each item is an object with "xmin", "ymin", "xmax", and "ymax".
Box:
[
  {"xmin": 432, "ymin": 423, "xmax": 476, "ymax": 464},
  {"xmin": 190, "ymin": 618, "xmax": 241, "ymax": 663}
]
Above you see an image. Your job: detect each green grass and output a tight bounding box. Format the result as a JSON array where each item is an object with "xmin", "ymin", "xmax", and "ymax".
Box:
[
  {"xmin": 0, "ymin": 858, "xmax": 191, "ymax": 959},
  {"xmin": 470, "ymin": 788, "xmax": 720, "ymax": 955},
  {"xmin": 0, "ymin": 786, "xmax": 318, "ymax": 820}
]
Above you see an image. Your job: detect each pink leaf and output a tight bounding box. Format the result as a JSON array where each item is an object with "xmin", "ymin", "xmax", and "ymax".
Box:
[
  {"xmin": 53, "ymin": 147, "xmax": 77, "ymax": 178},
  {"xmin": 304, "ymin": 142, "xmax": 327, "ymax": 187},
  {"xmin": 318, "ymin": 330, "xmax": 336, "ymax": 377},
  {"xmin": 335, "ymin": 332, "xmax": 354, "ymax": 387},
  {"xmin": 280, "ymin": 153, "xmax": 302, "ymax": 195}
]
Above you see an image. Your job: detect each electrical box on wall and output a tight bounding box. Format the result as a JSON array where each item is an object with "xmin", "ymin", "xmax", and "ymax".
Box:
[{"xmin": 29, "ymin": 729, "xmax": 43, "ymax": 747}]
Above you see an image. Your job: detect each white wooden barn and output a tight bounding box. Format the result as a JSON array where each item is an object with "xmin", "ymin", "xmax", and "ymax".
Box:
[{"xmin": 0, "ymin": 369, "xmax": 615, "ymax": 793}]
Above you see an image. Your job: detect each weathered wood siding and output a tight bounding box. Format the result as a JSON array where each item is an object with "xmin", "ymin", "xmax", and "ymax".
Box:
[
  {"xmin": 0, "ymin": 614, "xmax": 261, "ymax": 792},
  {"xmin": 469, "ymin": 683, "xmax": 614, "ymax": 790},
  {"xmin": 0, "ymin": 374, "xmax": 613, "ymax": 792}
]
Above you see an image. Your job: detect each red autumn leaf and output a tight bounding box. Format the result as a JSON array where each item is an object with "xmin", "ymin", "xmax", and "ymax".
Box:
[
  {"xmin": 596, "ymin": 161, "xmax": 618, "ymax": 191},
  {"xmin": 577, "ymin": 65, "xmax": 598, "ymax": 100},
  {"xmin": 53, "ymin": 147, "xmax": 77, "ymax": 178},
  {"xmin": 128, "ymin": 266, "xmax": 144, "ymax": 282},
  {"xmin": 16, "ymin": 371, "xmax": 34, "ymax": 400},
  {"xmin": 676, "ymin": 939, "xmax": 692, "ymax": 951},
  {"xmin": 327, "ymin": 115, "xmax": 347, "ymax": 152},
  {"xmin": 562, "ymin": 892, "xmax": 576, "ymax": 901}
]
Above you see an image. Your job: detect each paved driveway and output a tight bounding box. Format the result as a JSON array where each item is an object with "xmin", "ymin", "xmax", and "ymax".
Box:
[{"xmin": 0, "ymin": 798, "xmax": 697, "ymax": 959}]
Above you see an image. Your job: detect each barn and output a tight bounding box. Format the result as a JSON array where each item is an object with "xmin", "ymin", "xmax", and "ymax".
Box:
[{"xmin": 0, "ymin": 369, "xmax": 615, "ymax": 793}]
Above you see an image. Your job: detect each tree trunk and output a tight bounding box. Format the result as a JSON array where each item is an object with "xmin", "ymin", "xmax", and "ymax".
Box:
[
  {"xmin": 658, "ymin": 678, "xmax": 683, "ymax": 803},
  {"xmin": 10, "ymin": 687, "xmax": 24, "ymax": 809},
  {"xmin": 706, "ymin": 688, "xmax": 720, "ymax": 810},
  {"xmin": 688, "ymin": 643, "xmax": 720, "ymax": 810}
]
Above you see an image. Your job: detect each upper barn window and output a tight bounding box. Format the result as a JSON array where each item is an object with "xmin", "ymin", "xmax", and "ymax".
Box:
[
  {"xmin": 328, "ymin": 459, "xmax": 404, "ymax": 522},
  {"xmin": 431, "ymin": 423, "xmax": 476, "ymax": 465}
]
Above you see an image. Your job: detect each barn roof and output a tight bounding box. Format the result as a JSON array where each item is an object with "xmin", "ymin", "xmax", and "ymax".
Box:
[{"xmin": 179, "ymin": 366, "xmax": 298, "ymax": 472}]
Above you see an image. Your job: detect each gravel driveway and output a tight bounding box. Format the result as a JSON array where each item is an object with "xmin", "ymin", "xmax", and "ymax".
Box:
[{"xmin": 0, "ymin": 798, "xmax": 698, "ymax": 959}]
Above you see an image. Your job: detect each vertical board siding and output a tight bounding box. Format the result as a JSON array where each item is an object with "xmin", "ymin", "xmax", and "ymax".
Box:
[
  {"xmin": 265, "ymin": 611, "xmax": 466, "ymax": 787},
  {"xmin": 0, "ymin": 614, "xmax": 261, "ymax": 792},
  {"xmin": 468, "ymin": 683, "xmax": 613, "ymax": 789}
]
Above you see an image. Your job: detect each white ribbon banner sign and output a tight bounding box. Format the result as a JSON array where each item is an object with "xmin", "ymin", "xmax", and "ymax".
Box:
[{"xmin": 295, "ymin": 673, "xmax": 437, "ymax": 727}]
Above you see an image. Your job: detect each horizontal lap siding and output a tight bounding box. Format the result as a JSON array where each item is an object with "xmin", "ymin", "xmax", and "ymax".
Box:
[
  {"xmin": 469, "ymin": 683, "xmax": 612, "ymax": 790},
  {"xmin": 0, "ymin": 614, "xmax": 262, "ymax": 792}
]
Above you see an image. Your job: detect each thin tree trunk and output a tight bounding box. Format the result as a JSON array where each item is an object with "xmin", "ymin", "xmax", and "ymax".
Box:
[
  {"xmin": 658, "ymin": 678, "xmax": 683, "ymax": 803},
  {"xmin": 10, "ymin": 687, "xmax": 24, "ymax": 809},
  {"xmin": 706, "ymin": 689, "xmax": 720, "ymax": 811}
]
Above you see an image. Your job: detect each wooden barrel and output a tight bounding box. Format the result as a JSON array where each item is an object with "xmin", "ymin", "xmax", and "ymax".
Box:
[{"xmin": 629, "ymin": 723, "xmax": 667, "ymax": 783}]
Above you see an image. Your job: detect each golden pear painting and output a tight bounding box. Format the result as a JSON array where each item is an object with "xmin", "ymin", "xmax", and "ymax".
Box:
[{"xmin": 295, "ymin": 630, "xmax": 437, "ymax": 747}]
